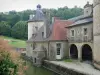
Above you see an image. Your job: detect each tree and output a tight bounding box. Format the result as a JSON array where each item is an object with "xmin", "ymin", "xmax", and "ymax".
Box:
[
  {"xmin": 18, "ymin": 10, "xmax": 34, "ymax": 21},
  {"xmin": 0, "ymin": 21, "xmax": 11, "ymax": 36},
  {"xmin": 0, "ymin": 7, "xmax": 83, "ymax": 39},
  {"xmin": 11, "ymin": 21, "xmax": 27, "ymax": 39}
]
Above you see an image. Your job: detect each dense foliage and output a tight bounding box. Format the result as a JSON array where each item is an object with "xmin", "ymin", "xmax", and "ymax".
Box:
[
  {"xmin": 0, "ymin": 6, "xmax": 83, "ymax": 39},
  {"xmin": 0, "ymin": 38, "xmax": 26, "ymax": 75},
  {"xmin": 11, "ymin": 21, "xmax": 27, "ymax": 39},
  {"xmin": 0, "ymin": 21, "xmax": 11, "ymax": 36}
]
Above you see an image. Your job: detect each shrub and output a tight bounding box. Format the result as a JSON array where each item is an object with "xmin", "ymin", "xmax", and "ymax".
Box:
[{"xmin": 0, "ymin": 38, "xmax": 26, "ymax": 75}]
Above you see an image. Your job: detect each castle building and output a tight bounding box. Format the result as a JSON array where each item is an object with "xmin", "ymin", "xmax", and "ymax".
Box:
[
  {"xmin": 65, "ymin": 0, "xmax": 100, "ymax": 69},
  {"xmin": 65, "ymin": 2, "xmax": 93, "ymax": 61},
  {"xmin": 26, "ymin": 1, "xmax": 100, "ymax": 69},
  {"xmin": 26, "ymin": 4, "xmax": 72, "ymax": 66}
]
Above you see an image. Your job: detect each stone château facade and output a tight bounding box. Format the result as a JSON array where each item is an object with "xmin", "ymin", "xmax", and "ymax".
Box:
[
  {"xmin": 26, "ymin": 0, "xmax": 100, "ymax": 69},
  {"xmin": 26, "ymin": 4, "xmax": 72, "ymax": 66},
  {"xmin": 93, "ymin": 0, "xmax": 100, "ymax": 69},
  {"xmin": 66, "ymin": 2, "xmax": 93, "ymax": 61}
]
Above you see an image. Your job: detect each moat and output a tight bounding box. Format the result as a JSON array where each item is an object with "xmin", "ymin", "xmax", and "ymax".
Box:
[
  {"xmin": 24, "ymin": 59, "xmax": 100, "ymax": 75},
  {"xmin": 25, "ymin": 61, "xmax": 58, "ymax": 75}
]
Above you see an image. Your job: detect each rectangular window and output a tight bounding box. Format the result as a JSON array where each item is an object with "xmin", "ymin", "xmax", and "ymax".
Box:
[
  {"xmin": 84, "ymin": 28, "xmax": 87, "ymax": 35},
  {"xmin": 32, "ymin": 34, "xmax": 35, "ymax": 37},
  {"xmin": 56, "ymin": 43, "xmax": 61, "ymax": 55},
  {"xmin": 35, "ymin": 27, "xmax": 38, "ymax": 31},
  {"xmin": 57, "ymin": 48, "xmax": 60, "ymax": 55},
  {"xmin": 71, "ymin": 30, "xmax": 74, "ymax": 37},
  {"xmin": 42, "ymin": 32, "xmax": 44, "ymax": 37},
  {"xmin": 33, "ymin": 43, "xmax": 36, "ymax": 50},
  {"xmin": 33, "ymin": 44, "xmax": 35, "ymax": 50},
  {"xmin": 56, "ymin": 43, "xmax": 61, "ymax": 48},
  {"xmin": 34, "ymin": 58, "xmax": 36, "ymax": 63}
]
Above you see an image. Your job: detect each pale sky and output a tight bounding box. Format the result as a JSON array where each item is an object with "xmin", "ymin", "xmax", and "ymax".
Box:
[{"xmin": 0, "ymin": 0, "xmax": 93, "ymax": 12}]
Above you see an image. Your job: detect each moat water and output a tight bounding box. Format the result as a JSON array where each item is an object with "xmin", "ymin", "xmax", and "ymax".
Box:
[{"xmin": 25, "ymin": 61, "xmax": 58, "ymax": 75}]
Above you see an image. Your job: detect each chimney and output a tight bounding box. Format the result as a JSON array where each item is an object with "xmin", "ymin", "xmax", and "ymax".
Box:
[
  {"xmin": 52, "ymin": 17, "xmax": 60, "ymax": 23},
  {"xmin": 29, "ymin": 15, "xmax": 34, "ymax": 20},
  {"xmin": 52, "ymin": 17, "xmax": 55, "ymax": 23}
]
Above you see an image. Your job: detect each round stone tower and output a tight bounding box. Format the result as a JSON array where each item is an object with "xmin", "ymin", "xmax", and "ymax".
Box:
[{"xmin": 93, "ymin": 0, "xmax": 100, "ymax": 69}]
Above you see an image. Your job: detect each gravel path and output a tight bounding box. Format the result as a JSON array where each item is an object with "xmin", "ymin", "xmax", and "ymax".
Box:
[{"xmin": 47, "ymin": 61, "xmax": 100, "ymax": 75}]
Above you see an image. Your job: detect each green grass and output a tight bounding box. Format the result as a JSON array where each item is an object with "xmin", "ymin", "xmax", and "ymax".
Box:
[
  {"xmin": 0, "ymin": 36, "xmax": 26, "ymax": 48},
  {"xmin": 63, "ymin": 59, "xmax": 73, "ymax": 62}
]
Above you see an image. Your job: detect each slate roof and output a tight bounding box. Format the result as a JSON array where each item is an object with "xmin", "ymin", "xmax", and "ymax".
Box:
[
  {"xmin": 84, "ymin": 2, "xmax": 93, "ymax": 8},
  {"xmin": 66, "ymin": 17, "xmax": 93, "ymax": 28},
  {"xmin": 27, "ymin": 15, "xmax": 92, "ymax": 42},
  {"xmin": 68, "ymin": 15, "xmax": 84, "ymax": 22},
  {"xmin": 28, "ymin": 9, "xmax": 45, "ymax": 22},
  {"xmin": 27, "ymin": 18, "xmax": 73, "ymax": 42}
]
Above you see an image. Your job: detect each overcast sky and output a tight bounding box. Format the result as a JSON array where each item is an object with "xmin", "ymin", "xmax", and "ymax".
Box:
[{"xmin": 0, "ymin": 0, "xmax": 93, "ymax": 12}]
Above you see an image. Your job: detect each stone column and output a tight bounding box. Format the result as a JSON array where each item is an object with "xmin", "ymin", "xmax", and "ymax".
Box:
[
  {"xmin": 78, "ymin": 45, "xmax": 82, "ymax": 61},
  {"xmin": 93, "ymin": 0, "xmax": 100, "ymax": 69}
]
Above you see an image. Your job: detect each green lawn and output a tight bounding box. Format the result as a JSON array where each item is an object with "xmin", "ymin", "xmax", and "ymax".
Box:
[
  {"xmin": 63, "ymin": 59, "xmax": 73, "ymax": 62},
  {"xmin": 0, "ymin": 36, "xmax": 26, "ymax": 48}
]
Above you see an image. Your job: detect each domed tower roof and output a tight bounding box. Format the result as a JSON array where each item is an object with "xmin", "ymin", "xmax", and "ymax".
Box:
[
  {"xmin": 84, "ymin": 1, "xmax": 92, "ymax": 8},
  {"xmin": 28, "ymin": 4, "xmax": 45, "ymax": 22},
  {"xmin": 37, "ymin": 4, "xmax": 42, "ymax": 9}
]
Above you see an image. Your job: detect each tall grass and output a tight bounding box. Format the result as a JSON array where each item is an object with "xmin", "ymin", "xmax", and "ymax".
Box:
[{"xmin": 0, "ymin": 38, "xmax": 27, "ymax": 75}]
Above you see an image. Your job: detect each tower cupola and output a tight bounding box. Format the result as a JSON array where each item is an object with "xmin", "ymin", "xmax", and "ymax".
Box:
[
  {"xmin": 84, "ymin": 1, "xmax": 93, "ymax": 17},
  {"xmin": 37, "ymin": 4, "xmax": 42, "ymax": 9}
]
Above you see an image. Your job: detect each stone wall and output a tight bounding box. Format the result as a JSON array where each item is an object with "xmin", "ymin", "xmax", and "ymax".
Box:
[
  {"xmin": 93, "ymin": 0, "xmax": 100, "ymax": 69},
  {"xmin": 67, "ymin": 23, "xmax": 93, "ymax": 43},
  {"xmin": 42, "ymin": 61, "xmax": 86, "ymax": 75},
  {"xmin": 26, "ymin": 43, "xmax": 33, "ymax": 58},
  {"xmin": 26, "ymin": 41, "xmax": 69, "ymax": 60},
  {"xmin": 28, "ymin": 21, "xmax": 44, "ymax": 39},
  {"xmin": 49, "ymin": 41, "xmax": 69, "ymax": 60}
]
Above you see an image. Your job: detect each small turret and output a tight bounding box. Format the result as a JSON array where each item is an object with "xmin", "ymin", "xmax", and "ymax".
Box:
[
  {"xmin": 28, "ymin": 4, "xmax": 45, "ymax": 39},
  {"xmin": 84, "ymin": 1, "xmax": 91, "ymax": 8},
  {"xmin": 84, "ymin": 1, "xmax": 93, "ymax": 17}
]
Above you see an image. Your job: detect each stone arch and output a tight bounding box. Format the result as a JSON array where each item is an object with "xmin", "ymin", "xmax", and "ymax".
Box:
[
  {"xmin": 70, "ymin": 44, "xmax": 78, "ymax": 59},
  {"xmin": 82, "ymin": 44, "xmax": 93, "ymax": 61}
]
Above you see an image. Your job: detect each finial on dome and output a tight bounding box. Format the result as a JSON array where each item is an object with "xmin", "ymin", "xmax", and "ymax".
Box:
[
  {"xmin": 84, "ymin": 1, "xmax": 91, "ymax": 8},
  {"xmin": 37, "ymin": 4, "xmax": 42, "ymax": 9},
  {"xmin": 87, "ymin": 1, "xmax": 89, "ymax": 4}
]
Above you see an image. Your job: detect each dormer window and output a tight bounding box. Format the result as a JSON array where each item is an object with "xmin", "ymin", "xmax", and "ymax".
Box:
[
  {"xmin": 35, "ymin": 27, "xmax": 38, "ymax": 31},
  {"xmin": 32, "ymin": 34, "xmax": 35, "ymax": 37},
  {"xmin": 42, "ymin": 32, "xmax": 44, "ymax": 37},
  {"xmin": 32, "ymin": 34, "xmax": 36, "ymax": 38},
  {"xmin": 33, "ymin": 43, "xmax": 36, "ymax": 50},
  {"xmin": 71, "ymin": 30, "xmax": 75, "ymax": 37},
  {"xmin": 83, "ymin": 28, "xmax": 88, "ymax": 36}
]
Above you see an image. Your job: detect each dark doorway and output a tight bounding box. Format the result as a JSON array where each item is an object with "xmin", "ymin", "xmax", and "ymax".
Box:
[
  {"xmin": 70, "ymin": 44, "xmax": 78, "ymax": 59},
  {"xmin": 34, "ymin": 58, "xmax": 36, "ymax": 63},
  {"xmin": 82, "ymin": 44, "xmax": 92, "ymax": 61}
]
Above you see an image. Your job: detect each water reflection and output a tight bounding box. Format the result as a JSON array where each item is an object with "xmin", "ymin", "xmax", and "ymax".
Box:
[{"xmin": 25, "ymin": 61, "xmax": 58, "ymax": 75}]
